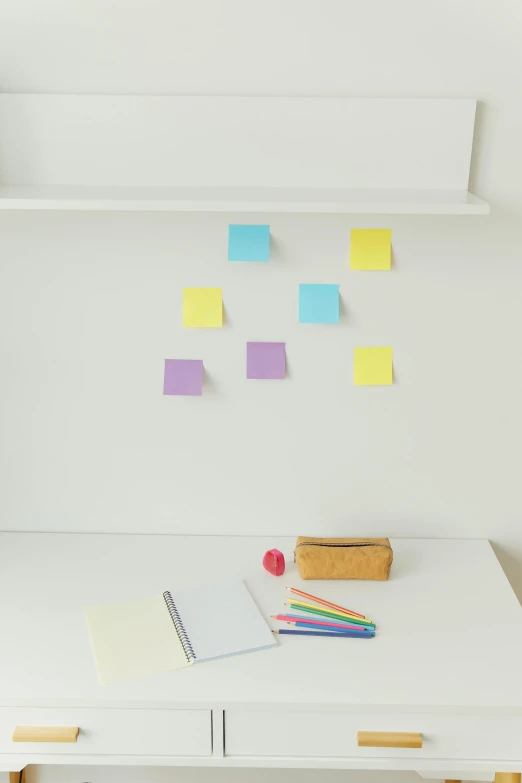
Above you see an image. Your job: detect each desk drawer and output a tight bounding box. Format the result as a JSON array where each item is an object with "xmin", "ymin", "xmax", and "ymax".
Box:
[
  {"xmin": 225, "ymin": 710, "xmax": 522, "ymax": 760},
  {"xmin": 0, "ymin": 708, "xmax": 211, "ymax": 757}
]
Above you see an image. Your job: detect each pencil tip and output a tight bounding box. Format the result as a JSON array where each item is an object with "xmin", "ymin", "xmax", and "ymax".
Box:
[{"xmin": 272, "ymin": 630, "xmax": 279, "ymax": 634}]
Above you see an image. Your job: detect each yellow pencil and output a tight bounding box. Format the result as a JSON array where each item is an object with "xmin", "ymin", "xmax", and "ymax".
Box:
[{"xmin": 284, "ymin": 598, "xmax": 373, "ymax": 625}]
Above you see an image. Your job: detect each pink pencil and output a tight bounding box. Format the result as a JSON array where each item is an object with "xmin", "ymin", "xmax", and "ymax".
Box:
[
  {"xmin": 271, "ymin": 614, "xmax": 371, "ymax": 632},
  {"xmin": 285, "ymin": 586, "xmax": 367, "ymax": 619}
]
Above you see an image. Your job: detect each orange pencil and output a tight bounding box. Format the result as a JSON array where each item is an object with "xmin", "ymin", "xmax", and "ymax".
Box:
[{"xmin": 285, "ymin": 586, "xmax": 367, "ymax": 620}]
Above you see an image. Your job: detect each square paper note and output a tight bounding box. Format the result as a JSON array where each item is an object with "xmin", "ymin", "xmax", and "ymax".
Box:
[
  {"xmin": 354, "ymin": 347, "xmax": 393, "ymax": 386},
  {"xmin": 350, "ymin": 229, "xmax": 392, "ymax": 270},
  {"xmin": 163, "ymin": 359, "xmax": 204, "ymax": 396},
  {"xmin": 299, "ymin": 284, "xmax": 339, "ymax": 323},
  {"xmin": 183, "ymin": 288, "xmax": 222, "ymax": 328},
  {"xmin": 228, "ymin": 225, "xmax": 270, "ymax": 262},
  {"xmin": 247, "ymin": 342, "xmax": 286, "ymax": 379}
]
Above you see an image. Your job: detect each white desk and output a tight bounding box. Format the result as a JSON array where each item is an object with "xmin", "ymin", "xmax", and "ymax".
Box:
[{"xmin": 0, "ymin": 534, "xmax": 521, "ymax": 783}]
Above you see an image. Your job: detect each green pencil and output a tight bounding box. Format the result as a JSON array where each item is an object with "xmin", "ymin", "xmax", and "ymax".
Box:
[{"xmin": 284, "ymin": 601, "xmax": 376, "ymax": 628}]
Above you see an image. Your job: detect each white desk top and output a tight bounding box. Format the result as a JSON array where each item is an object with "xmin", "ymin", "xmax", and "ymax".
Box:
[{"xmin": 0, "ymin": 533, "xmax": 521, "ymax": 714}]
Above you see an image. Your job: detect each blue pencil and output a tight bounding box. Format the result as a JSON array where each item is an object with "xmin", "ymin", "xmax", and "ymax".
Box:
[
  {"xmin": 273, "ymin": 629, "xmax": 373, "ymax": 639},
  {"xmin": 290, "ymin": 621, "xmax": 374, "ymax": 635}
]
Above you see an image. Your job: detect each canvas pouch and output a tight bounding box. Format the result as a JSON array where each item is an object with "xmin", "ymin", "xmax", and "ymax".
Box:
[{"xmin": 294, "ymin": 537, "xmax": 393, "ymax": 580}]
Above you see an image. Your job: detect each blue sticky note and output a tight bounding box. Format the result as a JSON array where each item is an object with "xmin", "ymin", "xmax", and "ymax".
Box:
[
  {"xmin": 299, "ymin": 284, "xmax": 340, "ymax": 324},
  {"xmin": 228, "ymin": 224, "xmax": 270, "ymax": 262}
]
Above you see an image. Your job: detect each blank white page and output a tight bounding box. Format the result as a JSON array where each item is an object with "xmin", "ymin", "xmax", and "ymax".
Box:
[
  {"xmin": 86, "ymin": 594, "xmax": 190, "ymax": 684},
  {"xmin": 172, "ymin": 579, "xmax": 276, "ymax": 663}
]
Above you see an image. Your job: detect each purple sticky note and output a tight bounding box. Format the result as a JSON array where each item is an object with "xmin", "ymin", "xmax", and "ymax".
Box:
[
  {"xmin": 247, "ymin": 342, "xmax": 286, "ymax": 380},
  {"xmin": 163, "ymin": 359, "xmax": 203, "ymax": 396}
]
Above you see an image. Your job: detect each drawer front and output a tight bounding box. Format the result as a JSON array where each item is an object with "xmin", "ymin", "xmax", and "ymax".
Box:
[
  {"xmin": 225, "ymin": 710, "xmax": 522, "ymax": 760},
  {"xmin": 0, "ymin": 708, "xmax": 211, "ymax": 757}
]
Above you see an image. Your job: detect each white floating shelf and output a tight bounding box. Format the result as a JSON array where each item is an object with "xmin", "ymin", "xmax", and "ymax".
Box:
[
  {"xmin": 0, "ymin": 95, "xmax": 489, "ymax": 215},
  {"xmin": 0, "ymin": 186, "xmax": 489, "ymax": 214}
]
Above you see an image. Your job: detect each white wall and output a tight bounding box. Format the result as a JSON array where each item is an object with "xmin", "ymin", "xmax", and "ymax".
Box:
[{"xmin": 1, "ymin": 1, "xmax": 522, "ymax": 593}]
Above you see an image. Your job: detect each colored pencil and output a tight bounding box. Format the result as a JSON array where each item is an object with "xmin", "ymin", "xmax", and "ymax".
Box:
[
  {"xmin": 281, "ymin": 621, "xmax": 375, "ymax": 636},
  {"xmin": 284, "ymin": 601, "xmax": 375, "ymax": 628},
  {"xmin": 271, "ymin": 614, "xmax": 372, "ymax": 632},
  {"xmin": 285, "ymin": 597, "xmax": 373, "ymax": 623},
  {"xmin": 274, "ymin": 629, "xmax": 373, "ymax": 638},
  {"xmin": 283, "ymin": 604, "xmax": 373, "ymax": 626},
  {"xmin": 285, "ymin": 586, "xmax": 366, "ymax": 619}
]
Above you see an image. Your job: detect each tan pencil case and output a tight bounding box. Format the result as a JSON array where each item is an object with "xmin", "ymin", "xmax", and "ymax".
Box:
[{"xmin": 294, "ymin": 537, "xmax": 393, "ymax": 580}]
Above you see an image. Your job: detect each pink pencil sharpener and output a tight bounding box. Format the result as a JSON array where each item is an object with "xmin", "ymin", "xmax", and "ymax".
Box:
[{"xmin": 263, "ymin": 549, "xmax": 285, "ymax": 577}]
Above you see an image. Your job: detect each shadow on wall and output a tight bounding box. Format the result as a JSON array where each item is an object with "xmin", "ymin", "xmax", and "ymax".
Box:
[
  {"xmin": 25, "ymin": 767, "xmax": 424, "ymax": 783},
  {"xmin": 492, "ymin": 543, "xmax": 522, "ymax": 605},
  {"xmin": 468, "ymin": 100, "xmax": 486, "ymax": 197}
]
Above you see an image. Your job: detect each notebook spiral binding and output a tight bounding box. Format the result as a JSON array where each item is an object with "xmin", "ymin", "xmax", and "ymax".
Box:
[{"xmin": 163, "ymin": 591, "xmax": 197, "ymax": 663}]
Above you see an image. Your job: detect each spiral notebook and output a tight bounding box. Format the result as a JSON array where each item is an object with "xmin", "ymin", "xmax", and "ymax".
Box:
[{"xmin": 86, "ymin": 579, "xmax": 276, "ymax": 684}]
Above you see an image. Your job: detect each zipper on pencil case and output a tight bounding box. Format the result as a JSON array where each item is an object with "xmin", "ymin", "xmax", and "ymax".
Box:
[{"xmin": 294, "ymin": 541, "xmax": 392, "ymax": 562}]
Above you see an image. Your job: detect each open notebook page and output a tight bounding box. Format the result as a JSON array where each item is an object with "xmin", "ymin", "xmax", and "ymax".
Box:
[
  {"xmin": 172, "ymin": 578, "xmax": 276, "ymax": 663},
  {"xmin": 86, "ymin": 594, "xmax": 190, "ymax": 684}
]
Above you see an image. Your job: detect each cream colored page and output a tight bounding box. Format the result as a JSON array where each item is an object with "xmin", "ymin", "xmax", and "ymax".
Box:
[{"xmin": 86, "ymin": 594, "xmax": 190, "ymax": 684}]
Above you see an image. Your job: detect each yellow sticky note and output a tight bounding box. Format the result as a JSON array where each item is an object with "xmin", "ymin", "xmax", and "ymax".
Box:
[
  {"xmin": 354, "ymin": 347, "xmax": 393, "ymax": 386},
  {"xmin": 350, "ymin": 229, "xmax": 392, "ymax": 270},
  {"xmin": 183, "ymin": 288, "xmax": 223, "ymax": 328}
]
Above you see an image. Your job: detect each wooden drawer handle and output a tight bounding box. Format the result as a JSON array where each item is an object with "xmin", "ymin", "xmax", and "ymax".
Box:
[
  {"xmin": 13, "ymin": 726, "xmax": 79, "ymax": 743},
  {"xmin": 357, "ymin": 731, "xmax": 422, "ymax": 749}
]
